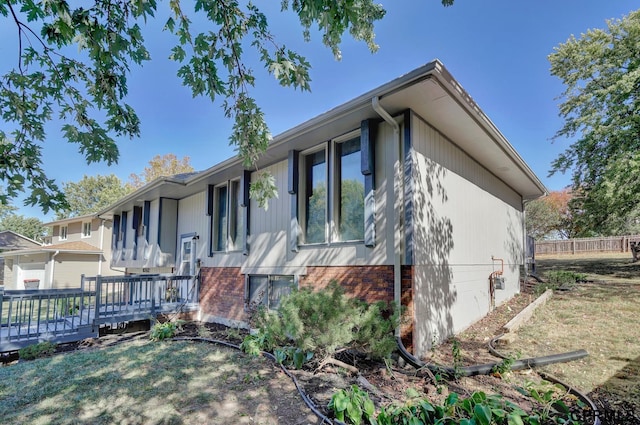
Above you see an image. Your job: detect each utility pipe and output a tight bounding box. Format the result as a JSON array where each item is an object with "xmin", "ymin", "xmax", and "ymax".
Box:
[
  {"xmin": 98, "ymin": 218, "xmax": 105, "ymax": 275},
  {"xmin": 396, "ymin": 336, "xmax": 588, "ymax": 378},
  {"xmin": 371, "ymin": 96, "xmax": 402, "ymax": 338},
  {"xmin": 50, "ymin": 250, "xmax": 60, "ymax": 289}
]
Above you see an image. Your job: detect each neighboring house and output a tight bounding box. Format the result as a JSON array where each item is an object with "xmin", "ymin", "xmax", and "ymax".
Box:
[
  {"xmin": 98, "ymin": 60, "xmax": 546, "ymax": 357},
  {"xmin": 0, "ymin": 214, "xmax": 120, "ymax": 290},
  {"xmin": 0, "ymin": 231, "xmax": 42, "ymax": 286}
]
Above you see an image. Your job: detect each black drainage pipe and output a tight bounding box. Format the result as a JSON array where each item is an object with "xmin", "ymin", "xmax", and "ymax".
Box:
[
  {"xmin": 488, "ymin": 335, "xmax": 601, "ymax": 425},
  {"xmin": 396, "ymin": 336, "xmax": 588, "ymax": 378},
  {"xmin": 172, "ymin": 337, "xmax": 333, "ymax": 424}
]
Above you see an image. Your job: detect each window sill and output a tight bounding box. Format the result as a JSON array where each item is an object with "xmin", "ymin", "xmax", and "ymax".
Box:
[{"xmin": 299, "ymin": 240, "xmax": 364, "ymax": 249}]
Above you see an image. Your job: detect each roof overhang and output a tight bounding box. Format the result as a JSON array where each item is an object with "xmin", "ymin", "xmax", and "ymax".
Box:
[
  {"xmin": 98, "ymin": 59, "xmax": 546, "ymax": 216},
  {"xmin": 0, "ymin": 247, "xmax": 103, "ymax": 257}
]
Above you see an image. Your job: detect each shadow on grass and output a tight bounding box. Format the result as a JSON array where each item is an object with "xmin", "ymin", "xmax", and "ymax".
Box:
[
  {"xmin": 590, "ymin": 354, "xmax": 640, "ymax": 416},
  {"xmin": 0, "ymin": 339, "xmax": 318, "ymax": 425},
  {"xmin": 537, "ymin": 256, "xmax": 640, "ymax": 281}
]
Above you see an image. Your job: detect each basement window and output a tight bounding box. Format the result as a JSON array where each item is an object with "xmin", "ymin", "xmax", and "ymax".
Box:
[{"xmin": 246, "ymin": 275, "xmax": 295, "ymax": 311}]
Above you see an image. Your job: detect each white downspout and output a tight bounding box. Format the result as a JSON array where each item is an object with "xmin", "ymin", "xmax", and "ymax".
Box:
[
  {"xmin": 50, "ymin": 250, "xmax": 60, "ymax": 289},
  {"xmin": 372, "ymin": 96, "xmax": 402, "ymax": 336},
  {"xmin": 98, "ymin": 219, "xmax": 105, "ymax": 275}
]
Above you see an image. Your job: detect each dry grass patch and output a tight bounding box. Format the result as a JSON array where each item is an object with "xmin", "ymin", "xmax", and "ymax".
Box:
[{"xmin": 506, "ymin": 255, "xmax": 640, "ymax": 411}]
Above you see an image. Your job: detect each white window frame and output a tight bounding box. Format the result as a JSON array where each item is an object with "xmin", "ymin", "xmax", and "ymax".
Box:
[
  {"xmin": 81, "ymin": 221, "xmax": 92, "ymax": 238},
  {"xmin": 299, "ymin": 129, "xmax": 364, "ymax": 245},
  {"xmin": 59, "ymin": 225, "xmax": 68, "ymax": 241}
]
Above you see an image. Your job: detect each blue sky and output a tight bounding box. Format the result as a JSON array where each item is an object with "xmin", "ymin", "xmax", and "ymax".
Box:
[{"xmin": 3, "ymin": 1, "xmax": 639, "ymax": 220}]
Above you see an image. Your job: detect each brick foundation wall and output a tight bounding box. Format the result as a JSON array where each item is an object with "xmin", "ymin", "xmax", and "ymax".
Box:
[
  {"xmin": 300, "ymin": 266, "xmax": 394, "ymax": 304},
  {"xmin": 199, "ymin": 265, "xmax": 413, "ymax": 331},
  {"xmin": 199, "ymin": 267, "xmax": 246, "ymax": 323},
  {"xmin": 401, "ymin": 265, "xmax": 414, "ymax": 353}
]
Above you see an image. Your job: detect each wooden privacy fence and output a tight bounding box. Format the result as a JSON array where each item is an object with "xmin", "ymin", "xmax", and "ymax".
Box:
[
  {"xmin": 535, "ymin": 235, "xmax": 640, "ymax": 255},
  {"xmin": 1, "ymin": 274, "xmax": 199, "ymax": 352}
]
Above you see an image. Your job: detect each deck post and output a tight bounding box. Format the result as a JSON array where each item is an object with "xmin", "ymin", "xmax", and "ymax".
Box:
[
  {"xmin": 150, "ymin": 277, "xmax": 156, "ymax": 317},
  {"xmin": 94, "ymin": 275, "xmax": 102, "ymax": 329}
]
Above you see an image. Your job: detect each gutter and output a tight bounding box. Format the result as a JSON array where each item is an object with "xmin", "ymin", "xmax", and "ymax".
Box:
[
  {"xmin": 98, "ymin": 219, "xmax": 105, "ymax": 275},
  {"xmin": 372, "ymin": 96, "xmax": 402, "ymax": 336}
]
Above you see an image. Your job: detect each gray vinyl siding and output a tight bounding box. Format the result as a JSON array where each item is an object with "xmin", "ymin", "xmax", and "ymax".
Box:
[
  {"xmin": 158, "ymin": 199, "xmax": 178, "ymax": 268},
  {"xmin": 53, "ymin": 254, "xmax": 101, "ymax": 289},
  {"xmin": 410, "ymin": 113, "xmax": 524, "ymax": 356},
  {"xmin": 177, "ymin": 192, "xmax": 211, "ymax": 265},
  {"xmin": 242, "ymin": 123, "xmax": 394, "ymax": 276}
]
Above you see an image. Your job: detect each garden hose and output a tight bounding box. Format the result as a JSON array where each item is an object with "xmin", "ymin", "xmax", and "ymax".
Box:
[{"xmin": 172, "ymin": 337, "xmax": 334, "ymax": 424}]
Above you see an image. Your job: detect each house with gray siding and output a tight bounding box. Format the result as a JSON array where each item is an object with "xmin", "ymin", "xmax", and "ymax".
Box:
[
  {"xmin": 1, "ymin": 215, "xmax": 121, "ymax": 290},
  {"xmin": 98, "ymin": 60, "xmax": 546, "ymax": 357},
  {"xmin": 0, "ymin": 231, "xmax": 42, "ymax": 286}
]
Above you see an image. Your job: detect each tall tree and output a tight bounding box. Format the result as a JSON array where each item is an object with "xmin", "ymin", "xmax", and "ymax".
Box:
[
  {"xmin": 525, "ymin": 189, "xmax": 574, "ymax": 240},
  {"xmin": 57, "ymin": 174, "xmax": 131, "ymax": 219},
  {"xmin": 0, "ymin": 187, "xmax": 18, "ymax": 221},
  {"xmin": 128, "ymin": 154, "xmax": 194, "ymax": 189},
  {"xmin": 0, "ymin": 214, "xmax": 47, "ymax": 241},
  {"xmin": 549, "ymin": 9, "xmax": 640, "ymax": 236},
  {"xmin": 0, "ymin": 1, "xmax": 455, "ymax": 213}
]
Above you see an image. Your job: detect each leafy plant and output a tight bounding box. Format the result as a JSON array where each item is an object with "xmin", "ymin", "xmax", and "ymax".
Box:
[
  {"xmin": 18, "ymin": 341, "xmax": 57, "ymax": 360},
  {"xmin": 536, "ymin": 270, "xmax": 586, "ymax": 294},
  {"xmin": 451, "ymin": 338, "xmax": 464, "ymax": 379},
  {"xmin": 517, "ymin": 380, "xmax": 585, "ymax": 423},
  {"xmin": 376, "ymin": 390, "xmax": 583, "ymax": 425},
  {"xmin": 328, "ymin": 385, "xmax": 376, "ymax": 425},
  {"xmin": 491, "ymin": 351, "xmax": 520, "ymax": 378},
  {"xmin": 150, "ymin": 320, "xmax": 182, "ymax": 341},
  {"xmin": 248, "ymin": 282, "xmax": 400, "ymax": 367},
  {"xmin": 273, "ymin": 346, "xmax": 314, "ymax": 369}
]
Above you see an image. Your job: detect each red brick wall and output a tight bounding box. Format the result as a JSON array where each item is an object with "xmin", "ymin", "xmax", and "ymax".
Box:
[
  {"xmin": 199, "ymin": 265, "xmax": 412, "ymax": 329},
  {"xmin": 300, "ymin": 266, "xmax": 394, "ymax": 304},
  {"xmin": 199, "ymin": 267, "xmax": 246, "ymax": 322},
  {"xmin": 400, "ymin": 265, "xmax": 414, "ymax": 353}
]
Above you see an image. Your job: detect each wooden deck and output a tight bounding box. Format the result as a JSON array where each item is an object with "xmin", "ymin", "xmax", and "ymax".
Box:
[{"xmin": 0, "ymin": 274, "xmax": 199, "ymax": 352}]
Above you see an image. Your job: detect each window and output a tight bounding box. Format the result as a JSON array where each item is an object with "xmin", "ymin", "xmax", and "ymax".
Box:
[
  {"xmin": 300, "ymin": 134, "xmax": 364, "ymax": 244},
  {"xmin": 246, "ymin": 275, "xmax": 295, "ymax": 310},
  {"xmin": 336, "ymin": 137, "xmax": 365, "ymax": 241},
  {"xmin": 82, "ymin": 222, "xmax": 92, "ymax": 238},
  {"xmin": 212, "ymin": 180, "xmax": 242, "ymax": 252},
  {"xmin": 304, "ymin": 150, "xmax": 327, "ymax": 243},
  {"xmin": 60, "ymin": 225, "xmax": 68, "ymax": 241}
]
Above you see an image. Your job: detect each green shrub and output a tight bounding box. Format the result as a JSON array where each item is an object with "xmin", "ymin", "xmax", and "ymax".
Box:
[
  {"xmin": 19, "ymin": 341, "xmax": 57, "ymax": 360},
  {"xmin": 150, "ymin": 320, "xmax": 183, "ymax": 341},
  {"xmin": 242, "ymin": 282, "xmax": 400, "ymax": 365},
  {"xmin": 536, "ymin": 270, "xmax": 587, "ymax": 294}
]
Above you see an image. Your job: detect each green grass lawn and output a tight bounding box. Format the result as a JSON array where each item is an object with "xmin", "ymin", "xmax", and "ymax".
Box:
[{"xmin": 0, "ymin": 338, "xmax": 317, "ymax": 425}]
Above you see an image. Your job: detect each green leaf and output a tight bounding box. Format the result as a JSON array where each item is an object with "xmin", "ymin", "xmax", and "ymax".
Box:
[
  {"xmin": 507, "ymin": 413, "xmax": 525, "ymax": 425},
  {"xmin": 473, "ymin": 404, "xmax": 492, "ymax": 425}
]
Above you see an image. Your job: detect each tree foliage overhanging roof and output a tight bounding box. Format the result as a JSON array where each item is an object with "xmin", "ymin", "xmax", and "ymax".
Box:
[{"xmin": 0, "ymin": 1, "xmax": 453, "ymax": 214}]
